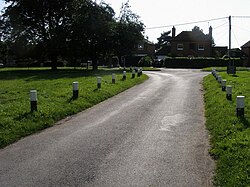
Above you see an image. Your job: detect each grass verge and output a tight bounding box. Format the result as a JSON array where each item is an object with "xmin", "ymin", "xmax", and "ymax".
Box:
[
  {"xmin": 203, "ymin": 66, "xmax": 249, "ymax": 72},
  {"xmin": 203, "ymin": 71, "xmax": 250, "ymax": 186},
  {"xmin": 0, "ymin": 68, "xmax": 148, "ymax": 148}
]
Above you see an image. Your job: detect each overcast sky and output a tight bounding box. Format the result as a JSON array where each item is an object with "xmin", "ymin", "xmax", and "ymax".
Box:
[
  {"xmin": 1, "ymin": 0, "xmax": 250, "ymax": 48},
  {"xmin": 104, "ymin": 0, "xmax": 250, "ymax": 48}
]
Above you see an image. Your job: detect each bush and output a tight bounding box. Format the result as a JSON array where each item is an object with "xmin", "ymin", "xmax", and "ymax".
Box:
[{"xmin": 138, "ymin": 56, "xmax": 153, "ymax": 67}]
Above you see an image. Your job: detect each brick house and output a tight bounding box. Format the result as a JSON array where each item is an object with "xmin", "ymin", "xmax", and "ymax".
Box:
[
  {"xmin": 169, "ymin": 26, "xmax": 213, "ymax": 57},
  {"xmin": 123, "ymin": 39, "xmax": 155, "ymax": 67},
  {"xmin": 241, "ymin": 41, "xmax": 250, "ymax": 66},
  {"xmin": 134, "ymin": 39, "xmax": 155, "ymax": 58}
]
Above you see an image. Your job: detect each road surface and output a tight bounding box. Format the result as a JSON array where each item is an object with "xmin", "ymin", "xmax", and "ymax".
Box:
[{"xmin": 0, "ymin": 69, "xmax": 214, "ymax": 187}]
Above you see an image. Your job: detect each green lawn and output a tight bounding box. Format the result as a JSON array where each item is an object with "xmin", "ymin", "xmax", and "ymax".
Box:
[
  {"xmin": 0, "ymin": 68, "xmax": 148, "ymax": 148},
  {"xmin": 203, "ymin": 70, "xmax": 250, "ymax": 186}
]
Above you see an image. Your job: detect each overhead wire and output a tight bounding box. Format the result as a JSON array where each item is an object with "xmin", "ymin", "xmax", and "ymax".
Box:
[
  {"xmin": 145, "ymin": 16, "xmax": 250, "ymax": 30},
  {"xmin": 145, "ymin": 17, "xmax": 228, "ymax": 30}
]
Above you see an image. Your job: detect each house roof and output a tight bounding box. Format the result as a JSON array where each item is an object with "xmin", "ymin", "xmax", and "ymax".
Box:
[
  {"xmin": 173, "ymin": 30, "xmax": 211, "ymax": 42},
  {"xmin": 241, "ymin": 41, "xmax": 250, "ymax": 48}
]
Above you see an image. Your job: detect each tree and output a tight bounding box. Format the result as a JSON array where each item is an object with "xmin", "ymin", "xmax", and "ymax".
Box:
[
  {"xmin": 192, "ymin": 26, "xmax": 203, "ymax": 33},
  {"xmin": 0, "ymin": 0, "xmax": 145, "ymax": 70},
  {"xmin": 113, "ymin": 1, "xmax": 144, "ymax": 66},
  {"xmin": 82, "ymin": 1, "xmax": 115, "ymax": 70},
  {"xmin": 65, "ymin": 0, "xmax": 115, "ymax": 70},
  {"xmin": 1, "ymin": 0, "xmax": 76, "ymax": 69},
  {"xmin": 157, "ymin": 31, "xmax": 171, "ymax": 45},
  {"xmin": 0, "ymin": 41, "xmax": 7, "ymax": 63}
]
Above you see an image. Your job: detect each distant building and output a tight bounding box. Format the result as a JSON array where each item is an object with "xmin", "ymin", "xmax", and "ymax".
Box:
[
  {"xmin": 241, "ymin": 41, "xmax": 250, "ymax": 66},
  {"xmin": 212, "ymin": 46, "xmax": 228, "ymax": 58},
  {"xmin": 134, "ymin": 39, "xmax": 155, "ymax": 58},
  {"xmin": 169, "ymin": 26, "xmax": 213, "ymax": 57}
]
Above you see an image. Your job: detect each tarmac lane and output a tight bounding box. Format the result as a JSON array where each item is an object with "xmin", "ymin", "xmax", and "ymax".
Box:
[{"xmin": 0, "ymin": 69, "xmax": 214, "ymax": 187}]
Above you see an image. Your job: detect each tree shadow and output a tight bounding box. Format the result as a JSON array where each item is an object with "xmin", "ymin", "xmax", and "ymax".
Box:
[
  {"xmin": 232, "ymin": 74, "xmax": 239, "ymax": 77},
  {"xmin": 240, "ymin": 117, "xmax": 250, "ymax": 128},
  {"xmin": 67, "ymin": 96, "xmax": 75, "ymax": 103},
  {"xmin": 14, "ymin": 111, "xmax": 35, "ymax": 120},
  {"xmin": 0, "ymin": 69, "xmax": 125, "ymax": 81}
]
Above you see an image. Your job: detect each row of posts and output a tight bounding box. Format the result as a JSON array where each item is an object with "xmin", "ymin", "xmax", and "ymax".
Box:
[
  {"xmin": 30, "ymin": 68, "xmax": 143, "ymax": 112},
  {"xmin": 212, "ymin": 69, "xmax": 245, "ymax": 117}
]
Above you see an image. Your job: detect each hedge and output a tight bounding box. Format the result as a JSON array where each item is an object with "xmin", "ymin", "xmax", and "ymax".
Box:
[{"xmin": 161, "ymin": 58, "xmax": 243, "ymax": 68}]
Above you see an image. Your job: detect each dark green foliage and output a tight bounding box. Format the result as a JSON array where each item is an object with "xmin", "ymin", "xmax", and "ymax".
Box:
[
  {"xmin": 163, "ymin": 58, "xmax": 243, "ymax": 68},
  {"xmin": 138, "ymin": 56, "xmax": 153, "ymax": 67},
  {"xmin": 203, "ymin": 71, "xmax": 250, "ymax": 186},
  {"xmin": 0, "ymin": 0, "xmax": 144, "ymax": 70},
  {"xmin": 112, "ymin": 1, "xmax": 144, "ymax": 63}
]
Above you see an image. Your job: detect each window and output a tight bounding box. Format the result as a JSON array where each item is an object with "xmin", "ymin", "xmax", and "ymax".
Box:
[
  {"xmin": 138, "ymin": 43, "xmax": 144, "ymax": 50},
  {"xmin": 177, "ymin": 44, "xmax": 183, "ymax": 50},
  {"xmin": 198, "ymin": 44, "xmax": 205, "ymax": 51},
  {"xmin": 190, "ymin": 43, "xmax": 195, "ymax": 50}
]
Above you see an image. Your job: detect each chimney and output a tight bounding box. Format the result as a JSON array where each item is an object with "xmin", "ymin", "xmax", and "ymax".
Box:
[
  {"xmin": 209, "ymin": 26, "xmax": 213, "ymax": 39},
  {"xmin": 172, "ymin": 26, "xmax": 176, "ymax": 38}
]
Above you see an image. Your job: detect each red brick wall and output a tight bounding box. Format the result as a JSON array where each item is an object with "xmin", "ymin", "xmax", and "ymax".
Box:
[{"xmin": 171, "ymin": 41, "xmax": 212, "ymax": 57}]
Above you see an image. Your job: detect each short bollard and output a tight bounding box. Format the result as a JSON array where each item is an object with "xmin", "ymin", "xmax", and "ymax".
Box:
[
  {"xmin": 217, "ymin": 75, "xmax": 222, "ymax": 83},
  {"xmin": 30, "ymin": 90, "xmax": 37, "ymax": 112},
  {"xmin": 97, "ymin": 77, "xmax": 101, "ymax": 89},
  {"xmin": 221, "ymin": 79, "xmax": 226, "ymax": 91},
  {"xmin": 123, "ymin": 71, "xmax": 126, "ymax": 80},
  {"xmin": 73, "ymin": 82, "xmax": 79, "ymax": 99},
  {"xmin": 212, "ymin": 69, "xmax": 216, "ymax": 77},
  {"xmin": 112, "ymin": 73, "xmax": 115, "ymax": 84},
  {"xmin": 132, "ymin": 70, "xmax": 135, "ymax": 78},
  {"xmin": 137, "ymin": 69, "xmax": 141, "ymax": 77},
  {"xmin": 226, "ymin": 85, "xmax": 232, "ymax": 100},
  {"xmin": 236, "ymin": 96, "xmax": 245, "ymax": 117},
  {"xmin": 215, "ymin": 73, "xmax": 218, "ymax": 80}
]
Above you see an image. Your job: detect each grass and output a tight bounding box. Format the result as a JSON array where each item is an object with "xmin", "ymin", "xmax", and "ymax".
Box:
[
  {"xmin": 203, "ymin": 66, "xmax": 249, "ymax": 72},
  {"xmin": 203, "ymin": 70, "xmax": 250, "ymax": 186},
  {"xmin": 0, "ymin": 68, "xmax": 148, "ymax": 148}
]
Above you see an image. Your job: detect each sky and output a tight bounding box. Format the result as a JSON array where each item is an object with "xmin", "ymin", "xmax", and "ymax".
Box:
[
  {"xmin": 104, "ymin": 0, "xmax": 250, "ymax": 48},
  {"xmin": 1, "ymin": 0, "xmax": 250, "ymax": 48}
]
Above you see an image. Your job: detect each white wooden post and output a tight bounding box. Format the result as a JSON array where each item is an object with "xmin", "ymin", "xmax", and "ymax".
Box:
[
  {"xmin": 73, "ymin": 82, "xmax": 79, "ymax": 99},
  {"xmin": 226, "ymin": 85, "xmax": 232, "ymax": 100},
  {"xmin": 221, "ymin": 79, "xmax": 226, "ymax": 91},
  {"xmin": 97, "ymin": 77, "xmax": 101, "ymax": 89},
  {"xmin": 123, "ymin": 71, "xmax": 126, "ymax": 80},
  {"xmin": 112, "ymin": 73, "xmax": 115, "ymax": 84},
  {"xmin": 217, "ymin": 75, "xmax": 222, "ymax": 83},
  {"xmin": 236, "ymin": 96, "xmax": 245, "ymax": 117},
  {"xmin": 132, "ymin": 70, "xmax": 135, "ymax": 78},
  {"xmin": 30, "ymin": 90, "xmax": 37, "ymax": 112}
]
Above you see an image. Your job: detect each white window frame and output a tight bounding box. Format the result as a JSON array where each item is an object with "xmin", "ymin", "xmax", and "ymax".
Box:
[
  {"xmin": 198, "ymin": 44, "xmax": 205, "ymax": 51},
  {"xmin": 177, "ymin": 43, "xmax": 183, "ymax": 51},
  {"xmin": 138, "ymin": 43, "xmax": 144, "ymax": 50}
]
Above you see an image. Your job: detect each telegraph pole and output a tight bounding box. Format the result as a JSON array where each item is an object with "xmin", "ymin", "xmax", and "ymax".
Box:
[
  {"xmin": 229, "ymin": 15, "xmax": 231, "ymax": 58},
  {"xmin": 227, "ymin": 15, "xmax": 236, "ymax": 74}
]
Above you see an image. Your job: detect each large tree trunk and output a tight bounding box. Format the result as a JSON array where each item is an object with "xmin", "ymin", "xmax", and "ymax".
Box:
[
  {"xmin": 92, "ymin": 58, "xmax": 98, "ymax": 70},
  {"xmin": 51, "ymin": 54, "xmax": 58, "ymax": 70},
  {"xmin": 91, "ymin": 53, "xmax": 98, "ymax": 70}
]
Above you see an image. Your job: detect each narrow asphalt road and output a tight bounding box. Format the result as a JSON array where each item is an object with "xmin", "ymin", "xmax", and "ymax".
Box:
[{"xmin": 0, "ymin": 69, "xmax": 214, "ymax": 187}]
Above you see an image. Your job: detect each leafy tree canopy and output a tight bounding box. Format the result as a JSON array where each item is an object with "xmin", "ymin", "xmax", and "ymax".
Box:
[
  {"xmin": 192, "ymin": 26, "xmax": 203, "ymax": 33},
  {"xmin": 157, "ymin": 30, "xmax": 171, "ymax": 45},
  {"xmin": 0, "ymin": 0, "xmax": 145, "ymax": 69}
]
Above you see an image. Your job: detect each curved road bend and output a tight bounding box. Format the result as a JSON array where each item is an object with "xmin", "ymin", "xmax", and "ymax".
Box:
[{"xmin": 0, "ymin": 69, "xmax": 214, "ymax": 187}]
